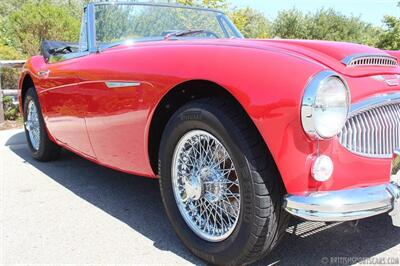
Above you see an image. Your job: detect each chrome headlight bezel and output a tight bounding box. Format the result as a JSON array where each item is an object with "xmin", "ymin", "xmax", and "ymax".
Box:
[{"xmin": 301, "ymin": 70, "xmax": 351, "ymax": 140}]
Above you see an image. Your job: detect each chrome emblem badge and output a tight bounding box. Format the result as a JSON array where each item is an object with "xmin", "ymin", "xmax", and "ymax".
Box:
[{"xmin": 372, "ymin": 75, "xmax": 400, "ymax": 87}]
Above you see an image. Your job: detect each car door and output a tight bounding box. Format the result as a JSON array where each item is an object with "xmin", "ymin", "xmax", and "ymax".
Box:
[
  {"xmin": 39, "ymin": 11, "xmax": 95, "ymax": 158},
  {"xmin": 40, "ymin": 58, "xmax": 94, "ymax": 158},
  {"xmin": 76, "ymin": 55, "xmax": 153, "ymax": 173},
  {"xmin": 60, "ymin": 3, "xmax": 155, "ymax": 174}
]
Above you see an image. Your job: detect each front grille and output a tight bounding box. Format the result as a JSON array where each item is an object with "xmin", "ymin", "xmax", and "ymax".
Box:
[
  {"xmin": 346, "ymin": 56, "xmax": 398, "ymax": 67},
  {"xmin": 338, "ymin": 103, "xmax": 400, "ymax": 158}
]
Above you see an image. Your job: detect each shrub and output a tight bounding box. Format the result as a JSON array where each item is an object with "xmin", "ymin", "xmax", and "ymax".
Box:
[
  {"xmin": 1, "ymin": 68, "xmax": 20, "ymax": 91},
  {"xmin": 0, "ymin": 44, "xmax": 23, "ymax": 92},
  {"xmin": 2, "ymin": 95, "xmax": 19, "ymax": 120}
]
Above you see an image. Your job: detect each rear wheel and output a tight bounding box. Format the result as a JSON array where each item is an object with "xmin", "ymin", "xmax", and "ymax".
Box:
[
  {"xmin": 159, "ymin": 98, "xmax": 289, "ymax": 265},
  {"xmin": 23, "ymin": 87, "xmax": 61, "ymax": 161}
]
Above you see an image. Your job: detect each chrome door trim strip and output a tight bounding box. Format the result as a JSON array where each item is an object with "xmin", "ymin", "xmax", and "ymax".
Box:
[{"xmin": 105, "ymin": 81, "xmax": 141, "ymax": 88}]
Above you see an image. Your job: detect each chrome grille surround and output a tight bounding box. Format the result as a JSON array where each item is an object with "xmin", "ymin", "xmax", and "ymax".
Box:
[
  {"xmin": 342, "ymin": 54, "xmax": 398, "ymax": 67},
  {"xmin": 338, "ymin": 93, "xmax": 400, "ymax": 159}
]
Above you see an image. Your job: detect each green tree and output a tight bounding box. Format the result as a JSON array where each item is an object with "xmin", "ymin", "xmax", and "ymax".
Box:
[
  {"xmin": 0, "ymin": 44, "xmax": 22, "ymax": 60},
  {"xmin": 377, "ymin": 15, "xmax": 400, "ymax": 50},
  {"xmin": 0, "ymin": 0, "xmax": 87, "ymax": 19},
  {"xmin": 272, "ymin": 9, "xmax": 309, "ymax": 39},
  {"xmin": 0, "ymin": 44, "xmax": 23, "ymax": 91},
  {"xmin": 272, "ymin": 8, "xmax": 382, "ymax": 46},
  {"xmin": 230, "ymin": 7, "xmax": 270, "ymax": 38},
  {"xmin": 306, "ymin": 9, "xmax": 381, "ymax": 46},
  {"xmin": 0, "ymin": 0, "xmax": 27, "ymax": 18},
  {"xmin": 376, "ymin": 3, "xmax": 400, "ymax": 50},
  {"xmin": 4, "ymin": 1, "xmax": 80, "ymax": 56}
]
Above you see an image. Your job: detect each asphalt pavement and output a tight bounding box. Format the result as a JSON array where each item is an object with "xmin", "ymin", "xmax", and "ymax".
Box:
[{"xmin": 1, "ymin": 128, "xmax": 399, "ymax": 265}]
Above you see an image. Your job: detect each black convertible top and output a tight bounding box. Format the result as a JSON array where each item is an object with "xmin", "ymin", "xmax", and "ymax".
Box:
[{"xmin": 41, "ymin": 40, "xmax": 79, "ymax": 61}]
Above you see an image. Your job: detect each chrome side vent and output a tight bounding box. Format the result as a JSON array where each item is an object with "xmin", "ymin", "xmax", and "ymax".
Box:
[{"xmin": 342, "ymin": 54, "xmax": 398, "ymax": 67}]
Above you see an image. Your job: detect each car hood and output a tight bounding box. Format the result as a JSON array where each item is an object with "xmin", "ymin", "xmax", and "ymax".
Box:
[
  {"xmin": 244, "ymin": 39, "xmax": 400, "ymax": 77},
  {"xmin": 108, "ymin": 38, "xmax": 399, "ymax": 78}
]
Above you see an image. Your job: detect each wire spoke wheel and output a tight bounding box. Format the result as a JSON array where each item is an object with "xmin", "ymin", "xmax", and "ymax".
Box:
[
  {"xmin": 172, "ymin": 130, "xmax": 241, "ymax": 242},
  {"xmin": 26, "ymin": 100, "xmax": 41, "ymax": 151},
  {"xmin": 160, "ymin": 99, "xmax": 289, "ymax": 264}
]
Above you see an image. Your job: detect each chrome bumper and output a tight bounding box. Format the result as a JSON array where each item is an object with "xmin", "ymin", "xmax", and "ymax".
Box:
[{"xmin": 284, "ymin": 183, "xmax": 400, "ymax": 225}]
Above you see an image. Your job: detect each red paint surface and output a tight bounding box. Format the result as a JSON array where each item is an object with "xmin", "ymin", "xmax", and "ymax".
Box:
[{"xmin": 18, "ymin": 39, "xmax": 400, "ymax": 195}]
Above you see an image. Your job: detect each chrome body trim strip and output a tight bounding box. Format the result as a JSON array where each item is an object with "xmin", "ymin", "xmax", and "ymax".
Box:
[
  {"xmin": 284, "ymin": 183, "xmax": 400, "ymax": 223},
  {"xmin": 105, "ymin": 81, "xmax": 141, "ymax": 88}
]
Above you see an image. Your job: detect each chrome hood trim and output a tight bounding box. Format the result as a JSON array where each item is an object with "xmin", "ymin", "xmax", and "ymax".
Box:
[{"xmin": 349, "ymin": 92, "xmax": 400, "ymax": 117}]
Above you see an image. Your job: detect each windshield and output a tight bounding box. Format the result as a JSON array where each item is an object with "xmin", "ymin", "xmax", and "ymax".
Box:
[{"xmin": 94, "ymin": 3, "xmax": 242, "ymax": 48}]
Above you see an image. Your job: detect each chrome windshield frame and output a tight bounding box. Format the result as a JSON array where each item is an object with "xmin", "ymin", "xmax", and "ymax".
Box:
[
  {"xmin": 86, "ymin": 4, "xmax": 97, "ymax": 53},
  {"xmin": 85, "ymin": 2, "xmax": 243, "ymax": 53},
  {"xmin": 90, "ymin": 1, "xmax": 227, "ymax": 14}
]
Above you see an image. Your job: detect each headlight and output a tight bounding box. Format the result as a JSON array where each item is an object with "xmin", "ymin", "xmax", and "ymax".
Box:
[{"xmin": 301, "ymin": 70, "xmax": 350, "ymax": 140}]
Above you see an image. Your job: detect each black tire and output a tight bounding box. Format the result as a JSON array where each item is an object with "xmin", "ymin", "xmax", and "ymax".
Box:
[
  {"xmin": 23, "ymin": 87, "xmax": 61, "ymax": 161},
  {"xmin": 159, "ymin": 98, "xmax": 290, "ymax": 265}
]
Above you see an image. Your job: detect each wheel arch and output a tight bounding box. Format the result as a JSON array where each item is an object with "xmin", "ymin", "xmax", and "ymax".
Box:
[
  {"xmin": 20, "ymin": 73, "xmax": 34, "ymax": 109},
  {"xmin": 147, "ymin": 79, "xmax": 277, "ymax": 177}
]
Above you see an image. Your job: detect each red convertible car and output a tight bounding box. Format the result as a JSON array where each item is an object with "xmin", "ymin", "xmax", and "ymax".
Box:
[{"xmin": 18, "ymin": 2, "xmax": 400, "ymax": 265}]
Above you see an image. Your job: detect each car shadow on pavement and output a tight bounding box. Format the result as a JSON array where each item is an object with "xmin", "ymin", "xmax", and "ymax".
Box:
[{"xmin": 6, "ymin": 131, "xmax": 400, "ymax": 265}]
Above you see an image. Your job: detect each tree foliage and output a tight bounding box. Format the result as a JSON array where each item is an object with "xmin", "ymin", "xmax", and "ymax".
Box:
[
  {"xmin": 2, "ymin": 96, "xmax": 19, "ymax": 120},
  {"xmin": 0, "ymin": 44, "xmax": 22, "ymax": 60},
  {"xmin": 377, "ymin": 15, "xmax": 400, "ymax": 50},
  {"xmin": 230, "ymin": 7, "xmax": 270, "ymax": 38},
  {"xmin": 271, "ymin": 9, "xmax": 308, "ymax": 39},
  {"xmin": 4, "ymin": 1, "xmax": 80, "ymax": 56},
  {"xmin": 272, "ymin": 8, "xmax": 382, "ymax": 46},
  {"xmin": 0, "ymin": 0, "xmax": 398, "ymax": 60},
  {"xmin": 0, "ymin": 44, "xmax": 22, "ymax": 91}
]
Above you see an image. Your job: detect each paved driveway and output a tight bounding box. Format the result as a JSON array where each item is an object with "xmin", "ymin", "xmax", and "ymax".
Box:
[{"xmin": 1, "ymin": 129, "xmax": 399, "ymax": 265}]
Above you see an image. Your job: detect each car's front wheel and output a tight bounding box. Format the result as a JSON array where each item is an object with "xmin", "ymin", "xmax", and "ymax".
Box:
[
  {"xmin": 23, "ymin": 87, "xmax": 61, "ymax": 161},
  {"xmin": 159, "ymin": 98, "xmax": 289, "ymax": 265}
]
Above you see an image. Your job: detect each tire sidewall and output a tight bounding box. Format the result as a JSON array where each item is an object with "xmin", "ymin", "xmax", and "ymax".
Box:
[
  {"xmin": 23, "ymin": 88, "xmax": 47, "ymax": 159},
  {"xmin": 159, "ymin": 104, "xmax": 256, "ymax": 264}
]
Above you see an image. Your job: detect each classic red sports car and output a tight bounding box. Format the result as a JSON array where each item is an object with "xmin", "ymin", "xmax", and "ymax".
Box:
[{"xmin": 18, "ymin": 2, "xmax": 400, "ymax": 265}]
